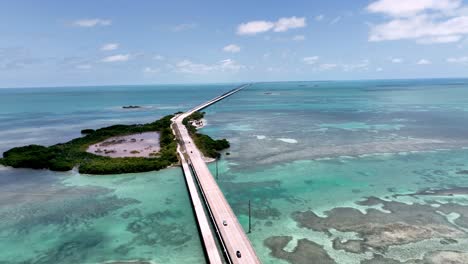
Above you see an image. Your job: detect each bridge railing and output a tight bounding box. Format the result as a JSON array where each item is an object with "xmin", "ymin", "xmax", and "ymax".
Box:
[{"xmin": 188, "ymin": 161, "xmax": 233, "ymax": 264}]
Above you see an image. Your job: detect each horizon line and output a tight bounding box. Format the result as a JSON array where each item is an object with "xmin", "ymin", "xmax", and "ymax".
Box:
[{"xmin": 1, "ymin": 76, "xmax": 468, "ymax": 89}]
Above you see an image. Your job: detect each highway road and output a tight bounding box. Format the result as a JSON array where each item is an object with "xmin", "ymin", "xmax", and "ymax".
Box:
[{"xmin": 172, "ymin": 84, "xmax": 261, "ymax": 264}]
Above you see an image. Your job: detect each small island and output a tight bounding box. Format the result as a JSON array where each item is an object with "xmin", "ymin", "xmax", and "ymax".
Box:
[
  {"xmin": 183, "ymin": 111, "xmax": 229, "ymax": 159},
  {"xmin": 0, "ymin": 112, "xmax": 230, "ymax": 175},
  {"xmin": 122, "ymin": 105, "xmax": 142, "ymax": 109}
]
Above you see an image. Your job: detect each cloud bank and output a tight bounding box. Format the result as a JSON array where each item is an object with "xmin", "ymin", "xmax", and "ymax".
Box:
[{"xmin": 367, "ymin": 0, "xmax": 468, "ymax": 44}]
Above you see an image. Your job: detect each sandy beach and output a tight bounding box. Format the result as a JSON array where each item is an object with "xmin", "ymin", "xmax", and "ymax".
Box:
[{"xmin": 87, "ymin": 132, "xmax": 160, "ymax": 158}]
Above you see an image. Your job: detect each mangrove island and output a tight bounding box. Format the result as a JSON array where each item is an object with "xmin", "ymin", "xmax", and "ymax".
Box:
[{"xmin": 0, "ymin": 112, "xmax": 229, "ymax": 175}]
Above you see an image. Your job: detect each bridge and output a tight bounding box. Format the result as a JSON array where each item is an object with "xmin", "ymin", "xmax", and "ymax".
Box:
[{"xmin": 171, "ymin": 84, "xmax": 261, "ymax": 264}]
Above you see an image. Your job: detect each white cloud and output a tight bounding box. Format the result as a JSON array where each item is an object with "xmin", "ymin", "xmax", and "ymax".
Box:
[
  {"xmin": 101, "ymin": 54, "xmax": 130, "ymax": 63},
  {"xmin": 369, "ymin": 15, "xmax": 468, "ymax": 42},
  {"xmin": 367, "ymin": 0, "xmax": 461, "ymax": 17},
  {"xmin": 174, "ymin": 59, "xmax": 244, "ymax": 74},
  {"xmin": 417, "ymin": 59, "xmax": 432, "ymax": 64},
  {"xmin": 391, "ymin": 58, "xmax": 403, "ymax": 63},
  {"xmin": 237, "ymin": 16, "xmax": 306, "ymax": 35},
  {"xmin": 367, "ymin": 0, "xmax": 468, "ymax": 44},
  {"xmin": 315, "ymin": 15, "xmax": 325, "ymax": 21},
  {"xmin": 292, "ymin": 35, "xmax": 306, "ymax": 41},
  {"xmin": 143, "ymin": 67, "xmax": 160, "ymax": 74},
  {"xmin": 447, "ymin": 56, "xmax": 468, "ymax": 63},
  {"xmin": 74, "ymin": 18, "xmax": 111, "ymax": 27},
  {"xmin": 223, "ymin": 44, "xmax": 241, "ymax": 53},
  {"xmin": 237, "ymin": 21, "xmax": 275, "ymax": 35},
  {"xmin": 101, "ymin": 43, "xmax": 119, "ymax": 51},
  {"xmin": 376, "ymin": 67, "xmax": 384, "ymax": 72},
  {"xmin": 417, "ymin": 35, "xmax": 462, "ymax": 44},
  {"xmin": 303, "ymin": 56, "xmax": 319, "ymax": 64},
  {"xmin": 219, "ymin": 59, "xmax": 244, "ymax": 71},
  {"xmin": 274, "ymin": 16, "xmax": 306, "ymax": 32}
]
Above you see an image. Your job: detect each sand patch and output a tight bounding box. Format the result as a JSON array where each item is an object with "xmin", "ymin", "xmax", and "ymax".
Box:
[{"xmin": 87, "ymin": 132, "xmax": 160, "ymax": 158}]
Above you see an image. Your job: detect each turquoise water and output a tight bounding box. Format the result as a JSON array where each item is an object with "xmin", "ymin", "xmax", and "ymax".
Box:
[
  {"xmin": 202, "ymin": 80, "xmax": 468, "ymax": 263},
  {"xmin": 0, "ymin": 84, "xmax": 233, "ymax": 153},
  {"xmin": 2, "ymin": 80, "xmax": 468, "ymax": 263},
  {"xmin": 0, "ymin": 84, "xmax": 238, "ymax": 264}
]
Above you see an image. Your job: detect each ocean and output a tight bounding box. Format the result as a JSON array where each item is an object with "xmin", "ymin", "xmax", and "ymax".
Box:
[{"xmin": 1, "ymin": 80, "xmax": 468, "ymax": 263}]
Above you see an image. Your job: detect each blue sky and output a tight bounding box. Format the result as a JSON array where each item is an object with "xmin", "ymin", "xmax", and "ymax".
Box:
[{"xmin": 1, "ymin": 0, "xmax": 468, "ymax": 87}]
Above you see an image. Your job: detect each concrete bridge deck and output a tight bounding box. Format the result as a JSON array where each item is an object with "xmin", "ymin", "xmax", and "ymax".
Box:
[{"xmin": 172, "ymin": 84, "xmax": 261, "ymax": 264}]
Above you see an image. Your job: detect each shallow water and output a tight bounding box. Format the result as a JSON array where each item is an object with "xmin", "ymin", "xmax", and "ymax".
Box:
[
  {"xmin": 0, "ymin": 168, "xmax": 205, "ymax": 264},
  {"xmin": 2, "ymin": 80, "xmax": 468, "ymax": 263},
  {"xmin": 0, "ymin": 84, "xmax": 237, "ymax": 264},
  {"xmin": 201, "ymin": 80, "xmax": 468, "ymax": 263}
]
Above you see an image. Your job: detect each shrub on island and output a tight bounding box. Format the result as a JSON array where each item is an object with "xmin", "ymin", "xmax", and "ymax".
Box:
[{"xmin": 81, "ymin": 129, "xmax": 95, "ymax": 135}]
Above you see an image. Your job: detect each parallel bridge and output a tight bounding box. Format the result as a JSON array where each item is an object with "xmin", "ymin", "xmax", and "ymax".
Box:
[{"xmin": 171, "ymin": 84, "xmax": 261, "ymax": 264}]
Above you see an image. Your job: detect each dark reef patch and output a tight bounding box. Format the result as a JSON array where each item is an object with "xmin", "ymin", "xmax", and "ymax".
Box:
[
  {"xmin": 222, "ymin": 180, "xmax": 287, "ymax": 220},
  {"xmin": 437, "ymin": 203, "xmax": 468, "ymax": 229},
  {"xmin": 121, "ymin": 208, "xmax": 143, "ymax": 219},
  {"xmin": 264, "ymin": 236, "xmax": 336, "ymax": 264},
  {"xmin": 361, "ymin": 254, "xmax": 404, "ymax": 264},
  {"xmin": 22, "ymin": 232, "xmax": 103, "ymax": 264},
  {"xmin": 395, "ymin": 187, "xmax": 468, "ymax": 229},
  {"xmin": 102, "ymin": 260, "xmax": 154, "ymax": 264},
  {"xmin": 332, "ymin": 238, "xmax": 365, "ymax": 254},
  {"xmin": 423, "ymin": 251, "xmax": 468, "ymax": 264},
  {"xmin": 0, "ymin": 190, "xmax": 139, "ymax": 235},
  {"xmin": 292, "ymin": 197, "xmax": 467, "ymax": 253},
  {"xmin": 355, "ymin": 196, "xmax": 384, "ymax": 206},
  {"xmin": 361, "ymin": 250, "xmax": 468, "ymax": 264},
  {"xmin": 407, "ymin": 187, "xmax": 468, "ymax": 197},
  {"xmin": 114, "ymin": 209, "xmax": 192, "ymax": 254},
  {"xmin": 439, "ymin": 238, "xmax": 458, "ymax": 245}
]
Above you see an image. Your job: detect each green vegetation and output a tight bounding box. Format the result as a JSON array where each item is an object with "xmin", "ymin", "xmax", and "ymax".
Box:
[
  {"xmin": 183, "ymin": 111, "xmax": 230, "ymax": 159},
  {"xmin": 0, "ymin": 115, "xmax": 178, "ymax": 175},
  {"xmin": 81, "ymin": 129, "xmax": 95, "ymax": 135}
]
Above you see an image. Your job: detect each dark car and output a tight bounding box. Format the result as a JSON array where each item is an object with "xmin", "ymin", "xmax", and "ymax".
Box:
[{"xmin": 236, "ymin": 251, "xmax": 241, "ymax": 258}]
